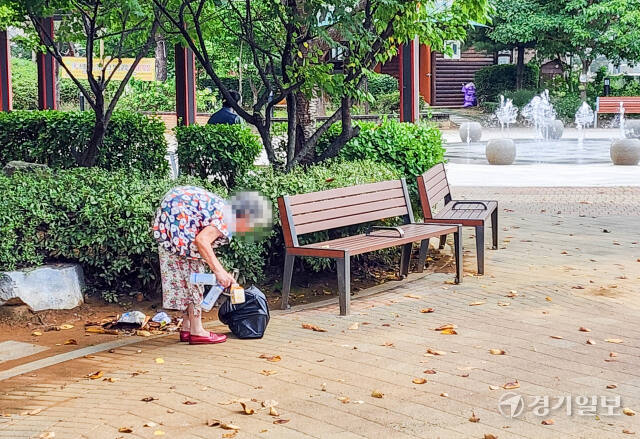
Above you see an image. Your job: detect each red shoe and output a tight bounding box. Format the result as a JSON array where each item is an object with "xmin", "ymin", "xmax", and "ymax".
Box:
[
  {"xmin": 179, "ymin": 330, "xmax": 190, "ymax": 342},
  {"xmin": 189, "ymin": 332, "xmax": 227, "ymax": 345}
]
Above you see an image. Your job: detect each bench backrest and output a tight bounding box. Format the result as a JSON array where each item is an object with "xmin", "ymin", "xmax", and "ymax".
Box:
[
  {"xmin": 597, "ymin": 97, "xmax": 640, "ymax": 113},
  {"xmin": 417, "ymin": 163, "xmax": 451, "ymax": 219},
  {"xmin": 278, "ymin": 179, "xmax": 413, "ymax": 247}
]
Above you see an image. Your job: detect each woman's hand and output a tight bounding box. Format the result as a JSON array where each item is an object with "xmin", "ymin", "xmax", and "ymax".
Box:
[{"xmin": 214, "ymin": 269, "xmax": 235, "ymax": 288}]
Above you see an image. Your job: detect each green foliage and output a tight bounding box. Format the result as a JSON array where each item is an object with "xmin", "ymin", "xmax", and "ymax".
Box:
[
  {"xmin": 319, "ymin": 119, "xmax": 445, "ymax": 181},
  {"xmin": 475, "ymin": 64, "xmax": 539, "ymax": 102},
  {"xmin": 234, "ymin": 159, "xmax": 401, "ymax": 272},
  {"xmin": 366, "ymin": 72, "xmax": 399, "ymax": 97},
  {"xmin": 371, "ymin": 91, "xmax": 400, "ymax": 114},
  {"xmin": 175, "ymin": 124, "xmax": 262, "ymax": 188},
  {"xmin": 118, "ymin": 79, "xmax": 176, "ymax": 112},
  {"xmin": 10, "ymin": 58, "xmax": 38, "ymax": 110},
  {"xmin": 502, "ymin": 89, "xmax": 539, "ymax": 109},
  {"xmin": 0, "ymin": 111, "xmax": 168, "ymax": 175},
  {"xmin": 550, "ymin": 92, "xmax": 583, "ymax": 123}
]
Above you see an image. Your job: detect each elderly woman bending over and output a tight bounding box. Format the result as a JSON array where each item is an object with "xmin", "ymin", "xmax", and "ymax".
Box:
[{"xmin": 153, "ymin": 186, "xmax": 269, "ymax": 345}]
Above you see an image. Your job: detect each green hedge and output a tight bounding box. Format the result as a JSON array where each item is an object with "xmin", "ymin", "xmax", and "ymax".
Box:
[
  {"xmin": 0, "ymin": 111, "xmax": 169, "ymax": 175},
  {"xmin": 0, "ymin": 159, "xmax": 399, "ymax": 300},
  {"xmin": 175, "ymin": 123, "xmax": 262, "ymax": 188},
  {"xmin": 318, "ymin": 119, "xmax": 444, "ymax": 180},
  {"xmin": 475, "ymin": 64, "xmax": 539, "ymax": 103}
]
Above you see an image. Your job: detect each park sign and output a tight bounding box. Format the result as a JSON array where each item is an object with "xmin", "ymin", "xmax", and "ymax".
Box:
[{"xmin": 59, "ymin": 57, "xmax": 156, "ymax": 81}]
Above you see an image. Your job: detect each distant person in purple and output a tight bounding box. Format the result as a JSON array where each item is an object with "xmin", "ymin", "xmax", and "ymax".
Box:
[
  {"xmin": 208, "ymin": 90, "xmax": 242, "ymax": 125},
  {"xmin": 462, "ymin": 82, "xmax": 477, "ymax": 107}
]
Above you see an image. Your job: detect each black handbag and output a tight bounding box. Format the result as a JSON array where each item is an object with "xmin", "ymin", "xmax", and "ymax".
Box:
[{"xmin": 218, "ymin": 286, "xmax": 270, "ymax": 339}]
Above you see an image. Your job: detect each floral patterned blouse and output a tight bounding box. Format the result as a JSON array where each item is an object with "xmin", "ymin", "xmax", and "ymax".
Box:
[{"xmin": 153, "ymin": 186, "xmax": 231, "ymax": 259}]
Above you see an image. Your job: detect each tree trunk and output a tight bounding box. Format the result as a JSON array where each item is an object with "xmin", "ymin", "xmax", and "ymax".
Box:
[
  {"xmin": 293, "ymin": 91, "xmax": 315, "ymax": 165},
  {"xmin": 579, "ymin": 59, "xmax": 590, "ymax": 101},
  {"xmin": 154, "ymin": 31, "xmax": 167, "ymax": 82},
  {"xmin": 79, "ymin": 111, "xmax": 107, "ymax": 167},
  {"xmin": 516, "ymin": 44, "xmax": 525, "ymax": 90}
]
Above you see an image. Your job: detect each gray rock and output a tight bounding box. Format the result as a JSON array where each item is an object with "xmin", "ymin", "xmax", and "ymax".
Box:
[
  {"xmin": 625, "ymin": 120, "xmax": 640, "ymax": 139},
  {"xmin": 610, "ymin": 138, "xmax": 640, "ymax": 165},
  {"xmin": 546, "ymin": 120, "xmax": 564, "ymax": 140},
  {"xmin": 486, "ymin": 138, "xmax": 516, "ymax": 165},
  {"xmin": 2, "ymin": 161, "xmax": 49, "ymax": 177},
  {"xmin": 0, "ymin": 264, "xmax": 85, "ymax": 311},
  {"xmin": 459, "ymin": 122, "xmax": 482, "ymax": 142}
]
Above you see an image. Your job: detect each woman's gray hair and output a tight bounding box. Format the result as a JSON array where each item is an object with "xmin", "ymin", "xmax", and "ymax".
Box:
[{"xmin": 229, "ymin": 191, "xmax": 272, "ymax": 229}]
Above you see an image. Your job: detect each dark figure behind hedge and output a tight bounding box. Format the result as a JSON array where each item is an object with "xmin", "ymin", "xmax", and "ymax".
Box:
[{"xmin": 208, "ymin": 90, "xmax": 242, "ymax": 125}]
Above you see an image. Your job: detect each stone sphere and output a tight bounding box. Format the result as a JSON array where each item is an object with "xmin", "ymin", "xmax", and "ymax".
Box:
[
  {"xmin": 459, "ymin": 122, "xmax": 482, "ymax": 142},
  {"xmin": 486, "ymin": 138, "xmax": 516, "ymax": 165},
  {"xmin": 625, "ymin": 120, "xmax": 640, "ymax": 139},
  {"xmin": 546, "ymin": 120, "xmax": 564, "ymax": 140},
  {"xmin": 610, "ymin": 138, "xmax": 640, "ymax": 165}
]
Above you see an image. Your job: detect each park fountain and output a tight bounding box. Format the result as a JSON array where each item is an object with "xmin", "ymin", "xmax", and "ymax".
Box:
[
  {"xmin": 618, "ymin": 101, "xmax": 626, "ymax": 139},
  {"xmin": 495, "ymin": 95, "xmax": 518, "ymax": 133},
  {"xmin": 575, "ymin": 102, "xmax": 595, "ymax": 147},
  {"xmin": 522, "ymin": 90, "xmax": 556, "ymax": 140}
]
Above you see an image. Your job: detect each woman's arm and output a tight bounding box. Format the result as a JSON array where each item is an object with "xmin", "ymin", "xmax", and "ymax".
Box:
[{"xmin": 194, "ymin": 226, "xmax": 235, "ymax": 287}]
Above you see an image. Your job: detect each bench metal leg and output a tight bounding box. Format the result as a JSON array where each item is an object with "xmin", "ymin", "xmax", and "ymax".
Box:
[
  {"xmin": 454, "ymin": 226, "xmax": 463, "ymax": 284},
  {"xmin": 439, "ymin": 234, "xmax": 447, "ymax": 249},
  {"xmin": 337, "ymin": 254, "xmax": 351, "ymax": 316},
  {"xmin": 400, "ymin": 243, "xmax": 412, "ymax": 278},
  {"xmin": 417, "ymin": 239, "xmax": 430, "ymax": 273},
  {"xmin": 281, "ymin": 253, "xmax": 295, "ymax": 310},
  {"xmin": 491, "ymin": 206, "xmax": 498, "ymax": 250},
  {"xmin": 475, "ymin": 225, "xmax": 485, "ymax": 275}
]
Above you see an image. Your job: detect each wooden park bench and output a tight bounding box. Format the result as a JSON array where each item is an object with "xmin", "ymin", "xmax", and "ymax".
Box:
[
  {"xmin": 277, "ymin": 179, "xmax": 462, "ymax": 315},
  {"xmin": 416, "ymin": 164, "xmax": 498, "ymax": 275},
  {"xmin": 595, "ymin": 96, "xmax": 640, "ymax": 127}
]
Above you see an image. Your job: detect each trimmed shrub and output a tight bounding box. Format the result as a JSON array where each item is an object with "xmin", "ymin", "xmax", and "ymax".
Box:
[
  {"xmin": 367, "ymin": 72, "xmax": 399, "ymax": 96},
  {"xmin": 0, "ymin": 160, "xmax": 399, "ymax": 300},
  {"xmin": 318, "ymin": 119, "xmax": 445, "ymax": 181},
  {"xmin": 550, "ymin": 92, "xmax": 583, "ymax": 123},
  {"xmin": 475, "ymin": 64, "xmax": 539, "ymax": 103},
  {"xmin": 0, "ymin": 110, "xmax": 169, "ymax": 175},
  {"xmin": 175, "ymin": 123, "xmax": 262, "ymax": 188},
  {"xmin": 502, "ymin": 89, "xmax": 538, "ymax": 109}
]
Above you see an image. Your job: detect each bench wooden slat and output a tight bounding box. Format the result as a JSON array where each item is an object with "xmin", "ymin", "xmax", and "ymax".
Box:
[
  {"xmin": 423, "ymin": 163, "xmax": 445, "ymax": 182},
  {"xmin": 288, "ymin": 179, "xmax": 403, "ymax": 206},
  {"xmin": 426, "ymin": 178, "xmax": 450, "ymax": 202},
  {"xmin": 295, "ymin": 206, "xmax": 409, "ymax": 235},
  {"xmin": 290, "ymin": 187, "xmax": 405, "ymax": 215},
  {"xmin": 293, "ymin": 196, "xmax": 407, "ymax": 226},
  {"xmin": 598, "ymin": 97, "xmax": 640, "ymax": 114}
]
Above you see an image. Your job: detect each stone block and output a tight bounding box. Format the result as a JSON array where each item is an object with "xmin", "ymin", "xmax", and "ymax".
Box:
[
  {"xmin": 0, "ymin": 264, "xmax": 85, "ymax": 311},
  {"xmin": 610, "ymin": 138, "xmax": 640, "ymax": 165},
  {"xmin": 485, "ymin": 138, "xmax": 516, "ymax": 165},
  {"xmin": 459, "ymin": 122, "xmax": 482, "ymax": 142},
  {"xmin": 2, "ymin": 161, "xmax": 49, "ymax": 177}
]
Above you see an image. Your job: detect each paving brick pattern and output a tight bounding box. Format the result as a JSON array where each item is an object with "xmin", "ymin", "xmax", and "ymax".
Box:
[{"xmin": 0, "ymin": 187, "xmax": 639, "ymax": 439}]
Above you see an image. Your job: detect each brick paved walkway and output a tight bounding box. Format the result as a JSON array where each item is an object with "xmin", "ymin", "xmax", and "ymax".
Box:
[{"xmin": 1, "ymin": 187, "xmax": 639, "ymax": 439}]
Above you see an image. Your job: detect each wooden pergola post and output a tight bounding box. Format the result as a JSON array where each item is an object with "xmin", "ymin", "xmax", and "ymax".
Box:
[
  {"xmin": 175, "ymin": 44, "xmax": 196, "ymax": 126},
  {"xmin": 399, "ymin": 37, "xmax": 420, "ymax": 122},
  {"xmin": 0, "ymin": 30, "xmax": 12, "ymax": 112},
  {"xmin": 36, "ymin": 17, "xmax": 57, "ymax": 110}
]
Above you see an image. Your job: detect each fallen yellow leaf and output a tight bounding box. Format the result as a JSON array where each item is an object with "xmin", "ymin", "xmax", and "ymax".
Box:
[
  {"xmin": 348, "ymin": 322, "xmax": 359, "ymax": 330},
  {"xmin": 587, "ymin": 339, "xmax": 596, "ymax": 345},
  {"xmin": 404, "ymin": 294, "xmax": 421, "ymax": 299},
  {"xmin": 59, "ymin": 324, "xmax": 74, "ymax": 330},
  {"xmin": 435, "ymin": 324, "xmax": 457, "ymax": 331},
  {"xmin": 605, "ymin": 338, "xmax": 624, "ymax": 344},
  {"xmin": 579, "ymin": 326, "xmax": 591, "ymax": 332},
  {"xmin": 469, "ymin": 301, "xmax": 486, "ymax": 306},
  {"xmin": 238, "ymin": 400, "xmax": 255, "ymax": 415},
  {"xmin": 489, "ymin": 385, "xmax": 499, "ymax": 390},
  {"xmin": 425, "ymin": 348, "xmax": 446, "ymax": 356},
  {"xmin": 423, "ymin": 369, "xmax": 436, "ymax": 374},
  {"xmin": 222, "ymin": 432, "xmax": 237, "ymax": 438},
  {"xmin": 420, "ymin": 308, "xmax": 435, "ymax": 313},
  {"xmin": 260, "ymin": 370, "xmax": 277, "ymax": 376},
  {"xmin": 440, "ymin": 328, "xmax": 458, "ymax": 335},
  {"xmin": 64, "ymin": 338, "xmax": 78, "ymax": 345},
  {"xmin": 155, "ymin": 358, "xmax": 164, "ymax": 364},
  {"xmin": 440, "ymin": 392, "xmax": 448, "ymax": 397},
  {"xmin": 489, "ymin": 349, "xmax": 506, "ymax": 355},
  {"xmin": 273, "ymin": 419, "xmax": 290, "ymax": 424},
  {"xmin": 503, "ymin": 380, "xmax": 520, "ymax": 390},
  {"xmin": 269, "ymin": 406, "xmax": 279, "ymax": 416},
  {"xmin": 118, "ymin": 426, "xmax": 133, "ymax": 433},
  {"xmin": 136, "ymin": 330, "xmax": 152, "ymax": 337},
  {"xmin": 541, "ymin": 419, "xmax": 554, "ymax": 425},
  {"xmin": 469, "ymin": 412, "xmax": 480, "ymax": 423},
  {"xmin": 623, "ymin": 408, "xmax": 636, "ymax": 416},
  {"xmin": 338, "ymin": 396, "xmax": 350, "ymax": 404},
  {"xmin": 484, "ymin": 434, "xmax": 498, "ymax": 439},
  {"xmin": 32, "ymin": 331, "xmax": 43, "ymax": 336},
  {"xmin": 545, "ymin": 296, "xmax": 552, "ymax": 302},
  {"xmin": 412, "ymin": 378, "xmax": 427, "ymax": 384},
  {"xmin": 301, "ymin": 323, "xmax": 327, "ymax": 332},
  {"xmin": 371, "ymin": 390, "xmax": 384, "ymax": 398},
  {"xmin": 606, "ymin": 384, "xmax": 618, "ymax": 389},
  {"xmin": 87, "ymin": 370, "xmax": 103, "ymax": 380},
  {"xmin": 153, "ymin": 431, "xmax": 165, "ymax": 436},
  {"xmin": 259, "ymin": 354, "xmax": 282, "ymax": 362},
  {"xmin": 623, "ymin": 429, "xmax": 635, "ymax": 435}
]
